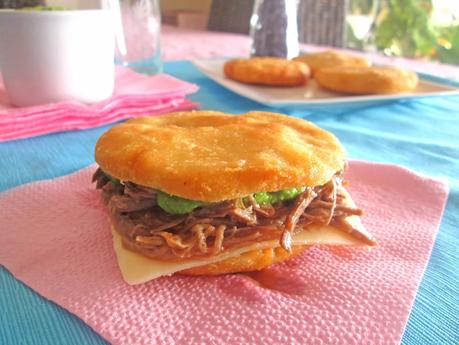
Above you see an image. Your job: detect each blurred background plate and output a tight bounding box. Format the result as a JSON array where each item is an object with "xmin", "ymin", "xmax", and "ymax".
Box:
[{"xmin": 193, "ymin": 59, "xmax": 459, "ymax": 108}]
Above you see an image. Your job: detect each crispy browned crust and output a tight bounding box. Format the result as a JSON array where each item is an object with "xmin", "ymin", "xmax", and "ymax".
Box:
[
  {"xmin": 294, "ymin": 50, "xmax": 370, "ymax": 76},
  {"xmin": 315, "ymin": 66, "xmax": 419, "ymax": 94},
  {"xmin": 95, "ymin": 111, "xmax": 346, "ymax": 202},
  {"xmin": 224, "ymin": 57, "xmax": 310, "ymax": 86},
  {"xmin": 179, "ymin": 245, "xmax": 308, "ymax": 276}
]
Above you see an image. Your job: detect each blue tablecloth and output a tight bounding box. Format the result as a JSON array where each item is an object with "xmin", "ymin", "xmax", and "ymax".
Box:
[{"xmin": 1, "ymin": 61, "xmax": 458, "ymax": 345}]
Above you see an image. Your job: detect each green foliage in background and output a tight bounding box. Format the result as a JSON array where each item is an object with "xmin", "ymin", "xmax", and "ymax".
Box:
[
  {"xmin": 348, "ymin": 0, "xmax": 459, "ymax": 64},
  {"xmin": 435, "ymin": 25, "xmax": 459, "ymax": 64},
  {"xmin": 375, "ymin": 0, "xmax": 435, "ymax": 56},
  {"xmin": 350, "ymin": 0, "xmax": 376, "ymax": 14}
]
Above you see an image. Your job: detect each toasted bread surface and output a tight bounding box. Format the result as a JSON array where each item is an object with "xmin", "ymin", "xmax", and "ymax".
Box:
[
  {"xmin": 224, "ymin": 57, "xmax": 310, "ymax": 86},
  {"xmin": 95, "ymin": 111, "xmax": 346, "ymax": 201},
  {"xmin": 179, "ymin": 245, "xmax": 308, "ymax": 275},
  {"xmin": 294, "ymin": 50, "xmax": 370, "ymax": 76},
  {"xmin": 315, "ymin": 66, "xmax": 418, "ymax": 94}
]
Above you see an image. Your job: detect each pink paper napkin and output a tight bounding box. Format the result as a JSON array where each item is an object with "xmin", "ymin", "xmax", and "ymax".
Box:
[
  {"xmin": 0, "ymin": 161, "xmax": 449, "ymax": 345},
  {"xmin": 0, "ymin": 67, "xmax": 199, "ymax": 142}
]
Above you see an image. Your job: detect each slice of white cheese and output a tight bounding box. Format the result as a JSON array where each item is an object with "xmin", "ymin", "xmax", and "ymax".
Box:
[
  {"xmin": 113, "ymin": 220, "xmax": 367, "ymax": 285},
  {"xmin": 112, "ymin": 188, "xmax": 374, "ymax": 285}
]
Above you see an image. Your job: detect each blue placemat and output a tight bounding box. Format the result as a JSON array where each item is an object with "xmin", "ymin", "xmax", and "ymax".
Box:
[{"xmin": 1, "ymin": 61, "xmax": 458, "ymax": 345}]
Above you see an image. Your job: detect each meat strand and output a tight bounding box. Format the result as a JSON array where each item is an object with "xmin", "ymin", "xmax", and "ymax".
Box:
[{"xmin": 281, "ymin": 188, "xmax": 316, "ymax": 251}]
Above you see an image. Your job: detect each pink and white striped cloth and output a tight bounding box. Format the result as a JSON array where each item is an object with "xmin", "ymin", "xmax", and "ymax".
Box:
[{"xmin": 0, "ymin": 67, "xmax": 199, "ymax": 142}]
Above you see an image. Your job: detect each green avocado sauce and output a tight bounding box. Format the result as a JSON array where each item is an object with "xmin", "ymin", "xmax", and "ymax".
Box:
[
  {"xmin": 108, "ymin": 175, "xmax": 121, "ymax": 185},
  {"xmin": 156, "ymin": 190, "xmax": 208, "ymax": 215},
  {"xmin": 250, "ymin": 187, "xmax": 306, "ymax": 205},
  {"xmin": 155, "ymin": 187, "xmax": 305, "ymax": 215},
  {"xmin": 102, "ymin": 170, "xmax": 305, "ymax": 214}
]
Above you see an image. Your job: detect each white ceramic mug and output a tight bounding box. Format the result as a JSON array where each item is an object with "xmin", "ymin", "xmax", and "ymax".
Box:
[{"xmin": 0, "ymin": 10, "xmax": 115, "ymax": 107}]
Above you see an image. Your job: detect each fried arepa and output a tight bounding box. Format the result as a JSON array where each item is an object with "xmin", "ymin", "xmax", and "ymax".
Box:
[
  {"xmin": 180, "ymin": 245, "xmax": 307, "ymax": 276},
  {"xmin": 294, "ymin": 50, "xmax": 370, "ymax": 76},
  {"xmin": 224, "ymin": 57, "xmax": 310, "ymax": 86},
  {"xmin": 315, "ymin": 66, "xmax": 419, "ymax": 94},
  {"xmin": 95, "ymin": 111, "xmax": 346, "ymax": 202}
]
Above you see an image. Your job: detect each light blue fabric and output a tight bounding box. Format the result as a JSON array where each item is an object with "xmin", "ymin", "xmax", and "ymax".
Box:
[{"xmin": 0, "ymin": 61, "xmax": 458, "ymax": 345}]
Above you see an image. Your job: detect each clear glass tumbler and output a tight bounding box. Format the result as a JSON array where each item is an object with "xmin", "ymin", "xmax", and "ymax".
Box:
[
  {"xmin": 250, "ymin": 0, "xmax": 299, "ymax": 59},
  {"xmin": 104, "ymin": 0, "xmax": 162, "ymax": 75}
]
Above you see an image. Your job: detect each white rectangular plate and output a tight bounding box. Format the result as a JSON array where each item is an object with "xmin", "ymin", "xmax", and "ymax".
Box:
[{"xmin": 193, "ymin": 59, "xmax": 459, "ymax": 107}]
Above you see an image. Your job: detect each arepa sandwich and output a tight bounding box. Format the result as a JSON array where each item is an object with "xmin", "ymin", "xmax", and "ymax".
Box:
[{"xmin": 93, "ymin": 111, "xmax": 376, "ymax": 284}]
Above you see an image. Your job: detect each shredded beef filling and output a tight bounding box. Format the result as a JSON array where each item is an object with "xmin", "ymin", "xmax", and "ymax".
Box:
[{"xmin": 92, "ymin": 168, "xmax": 367, "ymax": 261}]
